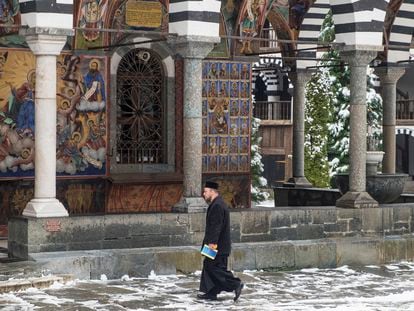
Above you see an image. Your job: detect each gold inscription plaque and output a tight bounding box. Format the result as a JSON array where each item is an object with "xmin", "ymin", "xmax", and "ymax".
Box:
[{"xmin": 126, "ymin": 0, "xmax": 162, "ymax": 28}]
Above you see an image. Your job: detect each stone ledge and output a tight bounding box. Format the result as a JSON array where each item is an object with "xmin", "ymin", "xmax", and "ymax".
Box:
[
  {"xmin": 26, "ymin": 235, "xmax": 414, "ymax": 280},
  {"xmin": 9, "ymin": 205, "xmax": 414, "ymax": 260},
  {"xmin": 0, "ymin": 274, "xmax": 73, "ymax": 293}
]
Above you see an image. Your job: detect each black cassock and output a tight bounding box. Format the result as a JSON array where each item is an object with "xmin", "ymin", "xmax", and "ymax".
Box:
[{"xmin": 199, "ymin": 196, "xmax": 241, "ymax": 295}]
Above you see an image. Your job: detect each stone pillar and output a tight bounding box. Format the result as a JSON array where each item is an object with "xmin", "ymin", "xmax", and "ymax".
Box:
[
  {"xmin": 286, "ymin": 70, "xmax": 312, "ymax": 187},
  {"xmin": 22, "ymin": 30, "xmax": 70, "ymax": 217},
  {"xmin": 375, "ymin": 67, "xmax": 405, "ymax": 174},
  {"xmin": 172, "ymin": 37, "xmax": 217, "ymax": 212},
  {"xmin": 336, "ymin": 49, "xmax": 379, "ymax": 208}
]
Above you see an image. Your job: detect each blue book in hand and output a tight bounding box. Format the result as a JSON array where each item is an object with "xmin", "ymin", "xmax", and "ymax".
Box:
[{"xmin": 201, "ymin": 244, "xmax": 218, "ymax": 260}]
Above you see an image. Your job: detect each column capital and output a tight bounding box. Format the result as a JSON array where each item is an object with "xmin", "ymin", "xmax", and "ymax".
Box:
[
  {"xmin": 21, "ymin": 27, "xmax": 71, "ymax": 56},
  {"xmin": 340, "ymin": 49, "xmax": 379, "ymax": 67},
  {"xmin": 375, "ymin": 66, "xmax": 406, "ymax": 84},
  {"xmin": 168, "ymin": 35, "xmax": 219, "ymax": 59}
]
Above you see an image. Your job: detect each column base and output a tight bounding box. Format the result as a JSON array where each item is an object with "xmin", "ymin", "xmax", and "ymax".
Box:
[
  {"xmin": 336, "ymin": 191, "xmax": 379, "ymax": 209},
  {"xmin": 172, "ymin": 197, "xmax": 208, "ymax": 213},
  {"xmin": 23, "ymin": 198, "xmax": 69, "ymax": 218},
  {"xmin": 284, "ymin": 177, "xmax": 313, "ymax": 188}
]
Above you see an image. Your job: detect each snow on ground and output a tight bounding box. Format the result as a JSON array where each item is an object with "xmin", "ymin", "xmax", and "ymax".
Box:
[
  {"xmin": 255, "ymin": 199, "xmax": 274, "ymax": 207},
  {"xmin": 1, "ymin": 262, "xmax": 414, "ymax": 310}
]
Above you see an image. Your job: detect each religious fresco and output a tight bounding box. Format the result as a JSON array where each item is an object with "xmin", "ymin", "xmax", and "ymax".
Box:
[
  {"xmin": 0, "ymin": 49, "xmax": 35, "ymax": 177},
  {"xmin": 0, "ymin": 0, "xmax": 26, "ymax": 48},
  {"xmin": 0, "ymin": 49, "xmax": 108, "ymax": 178},
  {"xmin": 58, "ymin": 179, "xmax": 106, "ymax": 214},
  {"xmin": 202, "ymin": 61, "xmax": 251, "ymax": 174},
  {"xmin": 208, "ymin": 0, "xmax": 240, "ymax": 58},
  {"xmin": 236, "ymin": 0, "xmax": 273, "ymax": 54},
  {"xmin": 212, "ymin": 0, "xmax": 292, "ymax": 57},
  {"xmin": 202, "ymin": 174, "xmax": 250, "ymax": 209},
  {"xmin": 56, "ymin": 54, "xmax": 108, "ymax": 176},
  {"xmin": 212, "ymin": 0, "xmax": 312, "ymax": 56},
  {"xmin": 106, "ymin": 183, "xmax": 182, "ymax": 213},
  {"xmin": 0, "ymin": 179, "xmax": 32, "ymax": 237},
  {"xmin": 274, "ymin": 0, "xmax": 289, "ymax": 19},
  {"xmin": 75, "ymin": 0, "xmax": 108, "ymax": 50},
  {"xmin": 202, "ymin": 60, "xmax": 251, "ymax": 208},
  {"xmin": 74, "ymin": 0, "xmax": 169, "ymax": 49},
  {"xmin": 0, "ymin": 178, "xmax": 107, "ymax": 236}
]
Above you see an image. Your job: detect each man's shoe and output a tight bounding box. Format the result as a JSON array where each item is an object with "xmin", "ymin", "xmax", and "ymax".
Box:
[
  {"xmin": 197, "ymin": 293, "xmax": 217, "ymax": 301},
  {"xmin": 234, "ymin": 283, "xmax": 244, "ymax": 302}
]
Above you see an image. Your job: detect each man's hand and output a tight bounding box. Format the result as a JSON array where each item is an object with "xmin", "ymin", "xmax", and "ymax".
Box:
[{"xmin": 208, "ymin": 243, "xmax": 217, "ymax": 250}]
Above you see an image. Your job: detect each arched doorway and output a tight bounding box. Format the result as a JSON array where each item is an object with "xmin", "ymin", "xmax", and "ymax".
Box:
[
  {"xmin": 396, "ymin": 133, "xmax": 414, "ymax": 175},
  {"xmin": 396, "ymin": 131, "xmax": 414, "ymax": 193},
  {"xmin": 115, "ymin": 48, "xmax": 165, "ymax": 166}
]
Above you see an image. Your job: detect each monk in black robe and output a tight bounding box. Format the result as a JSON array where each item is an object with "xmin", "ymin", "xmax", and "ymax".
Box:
[{"xmin": 197, "ymin": 181, "xmax": 244, "ymax": 301}]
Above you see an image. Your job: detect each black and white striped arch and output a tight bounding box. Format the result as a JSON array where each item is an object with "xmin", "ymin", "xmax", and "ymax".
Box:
[
  {"xmin": 388, "ymin": 0, "xmax": 414, "ymax": 63},
  {"xmin": 330, "ymin": 0, "xmax": 389, "ymax": 46},
  {"xmin": 396, "ymin": 127, "xmax": 414, "ymax": 136},
  {"xmin": 297, "ymin": 0, "xmax": 330, "ymax": 70}
]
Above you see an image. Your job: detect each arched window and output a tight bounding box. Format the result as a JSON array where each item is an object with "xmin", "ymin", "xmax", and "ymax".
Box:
[{"xmin": 116, "ymin": 48, "xmax": 165, "ymax": 164}]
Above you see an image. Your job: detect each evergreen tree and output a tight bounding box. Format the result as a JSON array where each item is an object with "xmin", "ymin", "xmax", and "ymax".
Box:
[
  {"xmin": 304, "ymin": 11, "xmax": 336, "ymax": 186},
  {"xmin": 304, "ymin": 70, "xmax": 332, "ymax": 187},
  {"xmin": 304, "ymin": 11, "xmax": 382, "ymax": 184},
  {"xmin": 250, "ymin": 116, "xmax": 269, "ymax": 202}
]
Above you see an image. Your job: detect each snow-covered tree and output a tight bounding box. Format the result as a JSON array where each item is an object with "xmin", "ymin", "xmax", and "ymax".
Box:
[
  {"xmin": 304, "ymin": 69, "xmax": 332, "ymax": 187},
  {"xmin": 304, "ymin": 11, "xmax": 383, "ymax": 184},
  {"xmin": 250, "ymin": 116, "xmax": 269, "ymax": 202}
]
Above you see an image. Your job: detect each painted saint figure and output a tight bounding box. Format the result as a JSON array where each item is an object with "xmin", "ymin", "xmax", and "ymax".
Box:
[
  {"xmin": 230, "ymin": 64, "xmax": 239, "ymax": 80},
  {"xmin": 219, "ymin": 63, "xmax": 228, "ymax": 79},
  {"xmin": 80, "ymin": 0, "xmax": 104, "ymax": 42},
  {"xmin": 238, "ymin": 0, "xmax": 269, "ymax": 54},
  {"xmin": 219, "ymin": 82, "xmax": 228, "ymax": 97},
  {"xmin": 210, "ymin": 99, "xmax": 229, "ymax": 134},
  {"xmin": 82, "ymin": 118, "xmax": 105, "ymax": 169},
  {"xmin": 208, "ymin": 63, "xmax": 218, "ymax": 79},
  {"xmin": 240, "ymin": 64, "xmax": 250, "ymax": 80},
  {"xmin": 78, "ymin": 59, "xmax": 106, "ymax": 112},
  {"xmin": 0, "ymin": 0, "xmax": 19, "ymax": 36},
  {"xmin": 10, "ymin": 69, "xmax": 36, "ymax": 135},
  {"xmin": 219, "ymin": 137, "xmax": 229, "ymax": 154}
]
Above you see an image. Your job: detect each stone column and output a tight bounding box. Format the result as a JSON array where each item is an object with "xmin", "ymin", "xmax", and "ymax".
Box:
[
  {"xmin": 375, "ymin": 67, "xmax": 405, "ymax": 174},
  {"xmin": 336, "ymin": 49, "xmax": 379, "ymax": 208},
  {"xmin": 22, "ymin": 30, "xmax": 70, "ymax": 217},
  {"xmin": 172, "ymin": 37, "xmax": 217, "ymax": 212},
  {"xmin": 286, "ymin": 70, "xmax": 312, "ymax": 187}
]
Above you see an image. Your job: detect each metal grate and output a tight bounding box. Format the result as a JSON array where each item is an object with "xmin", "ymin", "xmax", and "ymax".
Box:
[{"xmin": 116, "ymin": 49, "xmax": 164, "ymax": 164}]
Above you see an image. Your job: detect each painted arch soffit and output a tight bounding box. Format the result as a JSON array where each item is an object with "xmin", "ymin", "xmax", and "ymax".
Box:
[
  {"xmin": 380, "ymin": 0, "xmax": 407, "ymax": 62},
  {"xmin": 228, "ymin": 0, "xmax": 312, "ymax": 55}
]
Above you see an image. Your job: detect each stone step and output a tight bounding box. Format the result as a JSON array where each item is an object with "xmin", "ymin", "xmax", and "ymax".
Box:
[
  {"xmin": 404, "ymin": 179, "xmax": 414, "ymax": 194},
  {"xmin": 0, "ymin": 274, "xmax": 73, "ymax": 293}
]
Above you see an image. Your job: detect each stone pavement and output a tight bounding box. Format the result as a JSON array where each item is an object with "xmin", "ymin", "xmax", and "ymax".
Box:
[
  {"xmin": 0, "ymin": 240, "xmax": 413, "ymax": 311},
  {"xmin": 1, "ymin": 262, "xmax": 414, "ymax": 310}
]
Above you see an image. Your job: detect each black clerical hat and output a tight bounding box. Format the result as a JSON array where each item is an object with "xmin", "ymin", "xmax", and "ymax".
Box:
[{"xmin": 205, "ymin": 180, "xmax": 219, "ymax": 190}]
